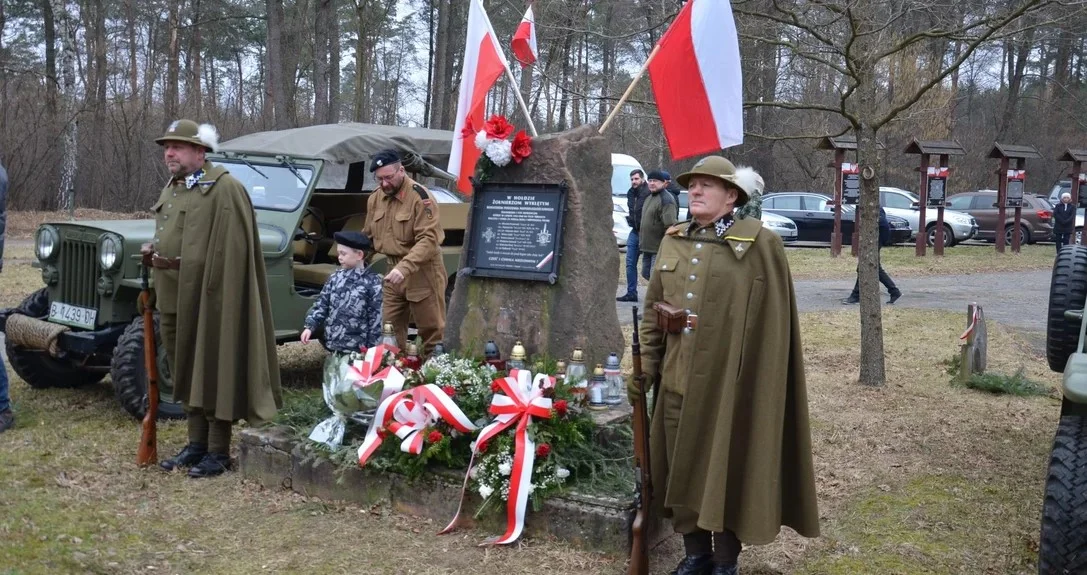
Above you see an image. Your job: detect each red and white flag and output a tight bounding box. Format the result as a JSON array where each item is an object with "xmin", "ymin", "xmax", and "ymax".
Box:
[
  {"xmin": 647, "ymin": 0, "xmax": 743, "ymax": 160},
  {"xmin": 511, "ymin": 5, "xmax": 538, "ymax": 67},
  {"xmin": 449, "ymin": 0, "xmax": 509, "ymax": 194}
]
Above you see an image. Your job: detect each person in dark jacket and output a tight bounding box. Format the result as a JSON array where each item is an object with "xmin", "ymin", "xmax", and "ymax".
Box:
[
  {"xmin": 0, "ymin": 157, "xmax": 11, "ymax": 432},
  {"xmin": 842, "ymin": 207, "xmax": 901, "ymax": 305},
  {"xmin": 1054, "ymin": 192, "xmax": 1077, "ymax": 250},
  {"xmin": 639, "ymin": 170, "xmax": 679, "ymax": 275},
  {"xmin": 619, "ymin": 169, "xmax": 651, "ymax": 302}
]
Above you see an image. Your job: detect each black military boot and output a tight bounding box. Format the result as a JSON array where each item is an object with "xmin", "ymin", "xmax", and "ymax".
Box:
[
  {"xmin": 670, "ymin": 553, "xmax": 713, "ymax": 575},
  {"xmin": 711, "ymin": 563, "xmax": 738, "ymax": 575},
  {"xmin": 888, "ymin": 289, "xmax": 902, "ymax": 305},
  {"xmin": 159, "ymin": 443, "xmax": 207, "ymax": 472},
  {"xmin": 188, "ymin": 452, "xmax": 232, "ymax": 478}
]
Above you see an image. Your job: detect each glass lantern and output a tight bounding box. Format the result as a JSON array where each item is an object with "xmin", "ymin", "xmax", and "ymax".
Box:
[
  {"xmin": 432, "ymin": 342, "xmax": 447, "ymax": 358},
  {"xmin": 604, "ymin": 352, "xmax": 623, "ymax": 405},
  {"xmin": 508, "ymin": 340, "xmax": 527, "ymax": 370},
  {"xmin": 380, "ymin": 322, "xmax": 398, "ymax": 348},
  {"xmin": 484, "ymin": 340, "xmax": 506, "ymax": 371},
  {"xmin": 403, "ymin": 341, "xmax": 422, "ymax": 371},
  {"xmin": 587, "ymin": 364, "xmax": 608, "ymax": 410},
  {"xmin": 566, "ymin": 347, "xmax": 588, "ymax": 388}
]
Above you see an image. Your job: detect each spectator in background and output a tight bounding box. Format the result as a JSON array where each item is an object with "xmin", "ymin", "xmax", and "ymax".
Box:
[
  {"xmin": 618, "ymin": 169, "xmax": 651, "ymax": 302},
  {"xmin": 638, "ymin": 170, "xmax": 679, "ymax": 276},
  {"xmin": 0, "ymin": 157, "xmax": 11, "ymax": 432},
  {"xmin": 1054, "ymin": 192, "xmax": 1076, "ymax": 250},
  {"xmin": 842, "ymin": 207, "xmax": 901, "ymax": 305}
]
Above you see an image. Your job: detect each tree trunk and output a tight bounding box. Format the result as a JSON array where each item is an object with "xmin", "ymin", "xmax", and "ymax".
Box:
[
  {"xmin": 51, "ymin": 0, "xmax": 79, "ymax": 212},
  {"xmin": 429, "ymin": 0, "xmax": 449, "ymax": 128},
  {"xmin": 314, "ymin": 0, "xmax": 331, "ymax": 124},
  {"xmin": 125, "ymin": 0, "xmax": 138, "ymax": 99},
  {"xmin": 43, "ymin": 0, "xmax": 57, "ymax": 118},
  {"xmin": 190, "ymin": 0, "xmax": 203, "ymax": 118},
  {"xmin": 998, "ymin": 27, "xmax": 1033, "ymax": 139},
  {"xmin": 165, "ymin": 0, "xmax": 181, "ymax": 125},
  {"xmin": 854, "ymin": 62, "xmax": 887, "ymax": 388},
  {"xmin": 267, "ymin": 0, "xmax": 289, "ymax": 129},
  {"xmin": 329, "ymin": 0, "xmax": 341, "ymax": 123}
]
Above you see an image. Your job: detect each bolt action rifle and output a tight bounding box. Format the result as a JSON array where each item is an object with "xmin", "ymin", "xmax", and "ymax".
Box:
[
  {"xmin": 628, "ymin": 305, "xmax": 656, "ymax": 575},
  {"xmin": 136, "ymin": 253, "xmax": 158, "ymax": 466}
]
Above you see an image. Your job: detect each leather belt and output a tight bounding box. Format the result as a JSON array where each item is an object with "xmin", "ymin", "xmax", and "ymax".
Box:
[{"xmin": 150, "ymin": 254, "xmax": 181, "ymax": 270}]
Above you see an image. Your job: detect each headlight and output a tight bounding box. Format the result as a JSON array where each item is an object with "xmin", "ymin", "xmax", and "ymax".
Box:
[
  {"xmin": 98, "ymin": 234, "xmax": 122, "ymax": 270},
  {"xmin": 36, "ymin": 226, "xmax": 57, "ymax": 261},
  {"xmin": 765, "ymin": 220, "xmax": 790, "ymax": 228}
]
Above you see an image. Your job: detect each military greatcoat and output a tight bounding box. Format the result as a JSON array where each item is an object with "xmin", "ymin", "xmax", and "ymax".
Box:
[
  {"xmin": 151, "ymin": 160, "xmax": 282, "ymax": 424},
  {"xmin": 639, "ymin": 217, "xmax": 820, "ymax": 544}
]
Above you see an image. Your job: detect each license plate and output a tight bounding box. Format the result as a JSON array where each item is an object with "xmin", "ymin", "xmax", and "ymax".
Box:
[{"xmin": 48, "ymin": 302, "xmax": 97, "ymax": 330}]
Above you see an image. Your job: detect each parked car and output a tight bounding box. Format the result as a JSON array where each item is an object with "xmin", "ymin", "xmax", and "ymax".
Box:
[
  {"xmin": 760, "ymin": 211, "xmax": 799, "ymax": 243},
  {"xmin": 879, "ymin": 186, "xmax": 978, "ymax": 246},
  {"xmin": 762, "ymin": 191, "xmax": 911, "ymax": 244},
  {"xmin": 944, "ymin": 190, "xmax": 1053, "ymax": 245},
  {"xmin": 611, "ymin": 153, "xmax": 644, "ymax": 247}
]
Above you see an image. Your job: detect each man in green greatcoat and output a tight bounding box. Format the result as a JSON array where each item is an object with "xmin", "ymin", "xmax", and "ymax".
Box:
[
  {"xmin": 630, "ymin": 156, "xmax": 819, "ymax": 575},
  {"xmin": 145, "ymin": 119, "xmax": 282, "ymax": 478}
]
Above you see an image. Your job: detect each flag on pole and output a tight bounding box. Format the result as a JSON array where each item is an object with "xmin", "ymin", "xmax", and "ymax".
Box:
[
  {"xmin": 449, "ymin": 0, "xmax": 510, "ymax": 194},
  {"xmin": 511, "ymin": 5, "xmax": 538, "ymax": 67},
  {"xmin": 647, "ymin": 0, "xmax": 743, "ymax": 160}
]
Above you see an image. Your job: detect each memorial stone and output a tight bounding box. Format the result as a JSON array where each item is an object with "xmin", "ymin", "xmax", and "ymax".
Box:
[{"xmin": 445, "ymin": 125, "xmax": 624, "ymax": 367}]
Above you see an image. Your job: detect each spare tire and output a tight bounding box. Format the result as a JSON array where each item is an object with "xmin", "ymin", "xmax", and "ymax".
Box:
[
  {"xmin": 109, "ymin": 315, "xmax": 185, "ymax": 421},
  {"xmin": 1048, "ymin": 245, "xmax": 1087, "ymax": 372}
]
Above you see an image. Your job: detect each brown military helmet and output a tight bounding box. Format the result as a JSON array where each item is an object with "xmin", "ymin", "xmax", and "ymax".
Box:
[
  {"xmin": 676, "ymin": 155, "xmax": 750, "ymax": 207},
  {"xmin": 155, "ymin": 119, "xmax": 220, "ymax": 152}
]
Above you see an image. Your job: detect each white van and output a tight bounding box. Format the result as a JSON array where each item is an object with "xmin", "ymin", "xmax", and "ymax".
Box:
[{"xmin": 611, "ymin": 153, "xmax": 644, "ymax": 247}]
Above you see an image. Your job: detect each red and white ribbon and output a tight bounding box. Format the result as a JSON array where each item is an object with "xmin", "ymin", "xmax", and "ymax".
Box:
[
  {"xmin": 348, "ymin": 344, "xmax": 406, "ymax": 399},
  {"xmin": 357, "ymin": 384, "xmax": 476, "ymax": 467},
  {"xmin": 960, "ymin": 306, "xmax": 981, "ymax": 341},
  {"xmin": 440, "ymin": 369, "xmax": 554, "ymax": 545}
]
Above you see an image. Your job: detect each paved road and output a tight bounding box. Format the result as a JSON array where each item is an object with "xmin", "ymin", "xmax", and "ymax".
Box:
[{"xmin": 617, "ymin": 269, "xmax": 1051, "ymax": 334}]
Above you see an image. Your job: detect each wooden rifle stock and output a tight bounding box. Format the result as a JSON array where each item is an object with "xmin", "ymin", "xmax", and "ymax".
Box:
[
  {"xmin": 136, "ymin": 259, "xmax": 159, "ymax": 467},
  {"xmin": 628, "ymin": 305, "xmax": 652, "ymax": 575}
]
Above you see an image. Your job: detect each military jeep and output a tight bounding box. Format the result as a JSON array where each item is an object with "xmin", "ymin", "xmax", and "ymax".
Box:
[
  {"xmin": 0, "ymin": 123, "xmax": 468, "ymax": 421},
  {"xmin": 1043, "ymin": 244, "xmax": 1087, "ymax": 572}
]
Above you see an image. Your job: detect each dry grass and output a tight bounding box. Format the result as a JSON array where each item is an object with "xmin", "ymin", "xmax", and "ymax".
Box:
[
  {"xmin": 0, "ymin": 254, "xmax": 1061, "ymax": 573},
  {"xmin": 618, "ymin": 244, "xmax": 1055, "ymax": 285}
]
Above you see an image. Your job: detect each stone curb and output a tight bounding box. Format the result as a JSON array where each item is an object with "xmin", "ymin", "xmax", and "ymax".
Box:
[{"xmin": 239, "ymin": 425, "xmax": 658, "ymax": 553}]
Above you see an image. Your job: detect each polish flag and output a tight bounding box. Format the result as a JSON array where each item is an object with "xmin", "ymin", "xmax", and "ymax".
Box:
[
  {"xmin": 511, "ymin": 5, "xmax": 538, "ymax": 67},
  {"xmin": 449, "ymin": 0, "xmax": 510, "ymax": 194},
  {"xmin": 647, "ymin": 0, "xmax": 743, "ymax": 160}
]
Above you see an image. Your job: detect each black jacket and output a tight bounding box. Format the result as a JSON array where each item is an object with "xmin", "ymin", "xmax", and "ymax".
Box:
[
  {"xmin": 878, "ymin": 208, "xmax": 891, "ymax": 246},
  {"xmin": 1055, "ymin": 202, "xmax": 1077, "ymax": 233},
  {"xmin": 626, "ymin": 182, "xmax": 650, "ymax": 231}
]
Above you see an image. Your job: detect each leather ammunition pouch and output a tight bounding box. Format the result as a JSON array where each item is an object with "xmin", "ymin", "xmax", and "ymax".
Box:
[{"xmin": 653, "ymin": 301, "xmax": 690, "ymax": 334}]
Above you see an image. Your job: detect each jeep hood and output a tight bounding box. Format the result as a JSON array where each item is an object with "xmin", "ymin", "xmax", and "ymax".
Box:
[{"xmin": 46, "ymin": 219, "xmax": 288, "ymax": 254}]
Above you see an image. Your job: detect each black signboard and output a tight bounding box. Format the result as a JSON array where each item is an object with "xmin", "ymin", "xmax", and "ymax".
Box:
[
  {"xmin": 465, "ymin": 181, "xmax": 568, "ymax": 283},
  {"xmin": 842, "ymin": 173, "xmax": 860, "ymax": 205},
  {"xmin": 927, "ymin": 176, "xmax": 946, "ymax": 207},
  {"xmin": 1006, "ymin": 176, "xmax": 1025, "ymax": 208}
]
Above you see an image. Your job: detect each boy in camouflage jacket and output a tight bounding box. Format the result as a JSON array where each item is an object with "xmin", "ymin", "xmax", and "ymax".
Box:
[{"xmin": 301, "ymin": 231, "xmax": 383, "ymax": 353}]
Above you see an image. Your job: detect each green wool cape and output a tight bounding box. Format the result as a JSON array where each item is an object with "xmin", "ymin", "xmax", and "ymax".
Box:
[{"xmin": 639, "ymin": 218, "xmax": 820, "ymax": 543}]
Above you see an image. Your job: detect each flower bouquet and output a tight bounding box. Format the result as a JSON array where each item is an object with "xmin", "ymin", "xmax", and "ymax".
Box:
[{"xmin": 464, "ymin": 114, "xmax": 533, "ymax": 182}]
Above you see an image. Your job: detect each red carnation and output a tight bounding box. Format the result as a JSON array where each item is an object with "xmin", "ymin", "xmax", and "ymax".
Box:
[
  {"xmin": 536, "ymin": 443, "xmax": 551, "ymax": 458},
  {"xmin": 554, "ymin": 400, "xmax": 568, "ymax": 416},
  {"xmin": 459, "ymin": 115, "xmax": 477, "ymax": 140},
  {"xmin": 491, "ymin": 380, "xmax": 502, "ymax": 393},
  {"xmin": 511, "ymin": 130, "xmax": 533, "ymax": 164},
  {"xmin": 428, "ymin": 430, "xmax": 444, "ymax": 444},
  {"xmin": 442, "ymin": 385, "xmax": 456, "ymax": 397},
  {"xmin": 483, "ymin": 115, "xmax": 514, "ymax": 140},
  {"xmin": 378, "ymin": 428, "xmax": 390, "ymax": 440},
  {"xmin": 477, "ymin": 440, "xmax": 489, "ymax": 453}
]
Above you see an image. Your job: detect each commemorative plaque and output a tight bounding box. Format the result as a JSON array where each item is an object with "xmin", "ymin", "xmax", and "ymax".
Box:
[
  {"xmin": 465, "ymin": 181, "xmax": 568, "ymax": 283},
  {"xmin": 927, "ymin": 166, "xmax": 948, "ymax": 207},
  {"xmin": 841, "ymin": 163, "xmax": 860, "ymax": 205}
]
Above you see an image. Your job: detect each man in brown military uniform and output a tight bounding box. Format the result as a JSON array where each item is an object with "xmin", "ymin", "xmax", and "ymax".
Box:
[
  {"xmin": 146, "ymin": 119, "xmax": 282, "ymax": 478},
  {"xmin": 363, "ymin": 149, "xmax": 447, "ymax": 355}
]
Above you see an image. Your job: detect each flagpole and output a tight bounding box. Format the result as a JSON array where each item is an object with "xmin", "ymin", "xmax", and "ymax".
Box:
[
  {"xmin": 599, "ymin": 44, "xmax": 661, "ymax": 135},
  {"xmin": 504, "ymin": 64, "xmax": 538, "ymax": 137}
]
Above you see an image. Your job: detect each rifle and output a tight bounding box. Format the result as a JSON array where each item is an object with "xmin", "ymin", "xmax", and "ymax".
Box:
[
  {"xmin": 628, "ymin": 305, "xmax": 655, "ymax": 575},
  {"xmin": 136, "ymin": 255, "xmax": 159, "ymax": 466}
]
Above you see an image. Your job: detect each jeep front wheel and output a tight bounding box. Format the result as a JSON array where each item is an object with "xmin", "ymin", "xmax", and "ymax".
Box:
[
  {"xmin": 5, "ymin": 288, "xmax": 105, "ymax": 389},
  {"xmin": 110, "ymin": 315, "xmax": 185, "ymax": 421},
  {"xmin": 1039, "ymin": 414, "xmax": 1087, "ymax": 573}
]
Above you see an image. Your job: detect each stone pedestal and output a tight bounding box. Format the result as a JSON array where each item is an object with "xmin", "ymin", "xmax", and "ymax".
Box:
[{"xmin": 445, "ymin": 125, "xmax": 624, "ymax": 367}]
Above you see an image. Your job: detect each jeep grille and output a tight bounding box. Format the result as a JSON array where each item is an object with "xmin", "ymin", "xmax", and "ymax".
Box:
[{"xmin": 59, "ymin": 238, "xmax": 100, "ymax": 310}]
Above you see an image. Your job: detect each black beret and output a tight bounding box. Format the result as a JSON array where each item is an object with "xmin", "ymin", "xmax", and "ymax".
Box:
[
  {"xmin": 333, "ymin": 231, "xmax": 372, "ymax": 251},
  {"xmin": 647, "ymin": 170, "xmax": 669, "ymax": 182},
  {"xmin": 369, "ymin": 149, "xmax": 402, "ymax": 172}
]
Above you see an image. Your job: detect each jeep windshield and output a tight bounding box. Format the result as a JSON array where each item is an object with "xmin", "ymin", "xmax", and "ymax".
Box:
[{"xmin": 210, "ymin": 159, "xmax": 313, "ymax": 212}]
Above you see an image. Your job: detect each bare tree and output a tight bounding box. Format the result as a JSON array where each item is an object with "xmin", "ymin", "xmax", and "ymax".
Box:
[{"xmin": 49, "ymin": 0, "xmax": 78, "ymax": 213}]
